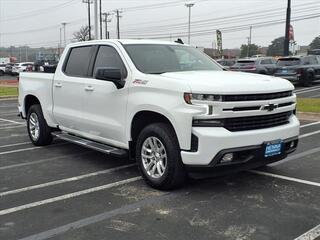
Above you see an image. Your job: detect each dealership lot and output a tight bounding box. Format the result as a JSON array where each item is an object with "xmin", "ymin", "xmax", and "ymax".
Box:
[{"xmin": 0, "ymin": 99, "xmax": 319, "ymax": 240}]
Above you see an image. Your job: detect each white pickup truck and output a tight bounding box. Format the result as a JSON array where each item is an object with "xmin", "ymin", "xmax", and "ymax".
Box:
[{"xmin": 19, "ymin": 40, "xmax": 300, "ymax": 189}]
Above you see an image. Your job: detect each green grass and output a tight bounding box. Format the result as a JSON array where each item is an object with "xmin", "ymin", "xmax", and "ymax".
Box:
[
  {"xmin": 297, "ymin": 98, "xmax": 320, "ymax": 113},
  {"xmin": 0, "ymin": 86, "xmax": 18, "ymax": 97}
]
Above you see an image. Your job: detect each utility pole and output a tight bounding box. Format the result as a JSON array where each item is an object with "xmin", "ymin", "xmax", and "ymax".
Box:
[
  {"xmin": 185, "ymin": 3, "xmax": 195, "ymax": 45},
  {"xmin": 94, "ymin": 0, "xmax": 98, "ymax": 39},
  {"xmin": 247, "ymin": 26, "xmax": 252, "ymax": 57},
  {"xmin": 25, "ymin": 46, "xmax": 28, "ymax": 62},
  {"xmin": 61, "ymin": 22, "xmax": 67, "ymax": 47},
  {"xmin": 102, "ymin": 12, "xmax": 112, "ymax": 39},
  {"xmin": 59, "ymin": 27, "xmax": 62, "ymax": 55},
  {"xmin": 99, "ymin": 0, "xmax": 102, "ymax": 39},
  {"xmin": 82, "ymin": 0, "xmax": 92, "ymax": 40},
  {"xmin": 115, "ymin": 9, "xmax": 122, "ymax": 39},
  {"xmin": 284, "ymin": 0, "xmax": 291, "ymax": 56}
]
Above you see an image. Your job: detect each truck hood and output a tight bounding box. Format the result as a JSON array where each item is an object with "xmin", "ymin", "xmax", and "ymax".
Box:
[{"xmin": 160, "ymin": 70, "xmax": 294, "ymax": 94}]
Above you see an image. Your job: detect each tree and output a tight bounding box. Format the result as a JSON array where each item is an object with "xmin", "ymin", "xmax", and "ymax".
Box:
[
  {"xmin": 72, "ymin": 26, "xmax": 92, "ymax": 42},
  {"xmin": 309, "ymin": 36, "xmax": 320, "ymax": 50},
  {"xmin": 267, "ymin": 36, "xmax": 285, "ymax": 56},
  {"xmin": 240, "ymin": 44, "xmax": 259, "ymax": 58}
]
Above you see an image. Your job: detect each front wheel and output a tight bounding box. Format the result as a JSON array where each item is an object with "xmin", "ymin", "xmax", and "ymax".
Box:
[
  {"xmin": 135, "ymin": 123, "xmax": 186, "ymax": 190},
  {"xmin": 27, "ymin": 104, "xmax": 53, "ymax": 146}
]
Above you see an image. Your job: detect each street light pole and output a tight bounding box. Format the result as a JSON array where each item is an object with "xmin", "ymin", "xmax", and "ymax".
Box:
[
  {"xmin": 61, "ymin": 22, "xmax": 67, "ymax": 47},
  {"xmin": 284, "ymin": 0, "xmax": 291, "ymax": 56},
  {"xmin": 185, "ymin": 3, "xmax": 195, "ymax": 45}
]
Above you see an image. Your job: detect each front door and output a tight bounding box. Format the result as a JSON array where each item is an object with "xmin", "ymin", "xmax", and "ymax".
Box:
[{"xmin": 81, "ymin": 45, "xmax": 129, "ymax": 147}]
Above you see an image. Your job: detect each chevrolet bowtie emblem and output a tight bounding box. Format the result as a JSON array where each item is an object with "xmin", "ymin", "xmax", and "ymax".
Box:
[{"xmin": 263, "ymin": 103, "xmax": 278, "ymax": 111}]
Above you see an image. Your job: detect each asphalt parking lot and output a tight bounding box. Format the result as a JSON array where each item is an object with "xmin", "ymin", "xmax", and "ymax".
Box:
[{"xmin": 0, "ymin": 98, "xmax": 320, "ymax": 240}]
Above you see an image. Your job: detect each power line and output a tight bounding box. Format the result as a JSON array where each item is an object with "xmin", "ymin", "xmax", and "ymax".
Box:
[{"xmin": 0, "ymin": 0, "xmax": 77, "ymax": 22}]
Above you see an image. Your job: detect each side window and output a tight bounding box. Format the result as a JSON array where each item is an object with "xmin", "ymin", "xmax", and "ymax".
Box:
[
  {"xmin": 64, "ymin": 46, "xmax": 93, "ymax": 77},
  {"xmin": 310, "ymin": 56, "xmax": 318, "ymax": 65},
  {"xmin": 260, "ymin": 59, "xmax": 272, "ymax": 65},
  {"xmin": 93, "ymin": 45, "xmax": 127, "ymax": 78}
]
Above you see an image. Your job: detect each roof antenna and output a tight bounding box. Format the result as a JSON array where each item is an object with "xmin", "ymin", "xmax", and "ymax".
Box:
[{"xmin": 175, "ymin": 38, "xmax": 184, "ymax": 44}]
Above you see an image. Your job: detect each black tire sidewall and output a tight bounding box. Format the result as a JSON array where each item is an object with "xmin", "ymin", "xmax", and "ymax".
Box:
[
  {"xmin": 27, "ymin": 104, "xmax": 52, "ymax": 146},
  {"xmin": 135, "ymin": 123, "xmax": 185, "ymax": 189}
]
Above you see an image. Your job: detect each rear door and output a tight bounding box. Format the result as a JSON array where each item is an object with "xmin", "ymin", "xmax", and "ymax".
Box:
[
  {"xmin": 53, "ymin": 45, "xmax": 95, "ymax": 131},
  {"xmin": 80, "ymin": 44, "xmax": 130, "ymax": 147}
]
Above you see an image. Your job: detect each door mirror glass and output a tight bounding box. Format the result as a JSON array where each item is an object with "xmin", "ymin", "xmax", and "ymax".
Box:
[{"xmin": 95, "ymin": 67, "xmax": 125, "ymax": 89}]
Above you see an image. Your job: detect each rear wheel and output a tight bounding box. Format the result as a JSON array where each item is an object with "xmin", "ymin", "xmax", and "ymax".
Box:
[
  {"xmin": 27, "ymin": 104, "xmax": 52, "ymax": 146},
  {"xmin": 135, "ymin": 123, "xmax": 186, "ymax": 190},
  {"xmin": 302, "ymin": 72, "xmax": 314, "ymax": 87}
]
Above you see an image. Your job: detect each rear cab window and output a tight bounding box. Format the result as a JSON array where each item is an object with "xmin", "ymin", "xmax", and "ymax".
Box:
[{"xmin": 64, "ymin": 46, "xmax": 94, "ymax": 77}]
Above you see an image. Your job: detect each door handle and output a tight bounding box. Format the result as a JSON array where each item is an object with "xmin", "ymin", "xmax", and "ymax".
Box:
[
  {"xmin": 85, "ymin": 86, "xmax": 94, "ymax": 92},
  {"xmin": 54, "ymin": 83, "xmax": 62, "ymax": 88}
]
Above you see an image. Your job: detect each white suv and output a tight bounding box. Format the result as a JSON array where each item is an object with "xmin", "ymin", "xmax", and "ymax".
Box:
[{"xmin": 12, "ymin": 62, "xmax": 33, "ymax": 75}]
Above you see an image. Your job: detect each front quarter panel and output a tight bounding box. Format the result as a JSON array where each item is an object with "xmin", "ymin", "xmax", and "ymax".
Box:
[{"xmin": 126, "ymin": 74, "xmax": 200, "ymax": 150}]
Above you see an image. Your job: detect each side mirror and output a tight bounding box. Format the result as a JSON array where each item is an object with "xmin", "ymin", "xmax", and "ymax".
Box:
[{"xmin": 95, "ymin": 67, "xmax": 125, "ymax": 89}]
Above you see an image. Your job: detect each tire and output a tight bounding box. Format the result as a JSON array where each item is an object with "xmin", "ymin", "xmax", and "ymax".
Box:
[
  {"xmin": 27, "ymin": 104, "xmax": 53, "ymax": 146},
  {"xmin": 135, "ymin": 123, "xmax": 186, "ymax": 190},
  {"xmin": 0, "ymin": 70, "xmax": 4, "ymax": 76},
  {"xmin": 302, "ymin": 72, "xmax": 314, "ymax": 87}
]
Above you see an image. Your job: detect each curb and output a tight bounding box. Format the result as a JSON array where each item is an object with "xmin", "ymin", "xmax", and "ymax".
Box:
[
  {"xmin": 297, "ymin": 112, "xmax": 320, "ymax": 121},
  {"xmin": 0, "ymin": 96, "xmax": 18, "ymax": 100}
]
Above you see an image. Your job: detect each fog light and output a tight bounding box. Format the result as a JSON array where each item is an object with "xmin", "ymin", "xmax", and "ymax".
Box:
[
  {"xmin": 290, "ymin": 141, "xmax": 295, "ymax": 148},
  {"xmin": 221, "ymin": 153, "xmax": 234, "ymax": 163}
]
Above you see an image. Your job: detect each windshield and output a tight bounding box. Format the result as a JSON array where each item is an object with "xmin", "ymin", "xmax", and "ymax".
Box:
[
  {"xmin": 277, "ymin": 58, "xmax": 301, "ymax": 66},
  {"xmin": 123, "ymin": 44, "xmax": 222, "ymax": 74}
]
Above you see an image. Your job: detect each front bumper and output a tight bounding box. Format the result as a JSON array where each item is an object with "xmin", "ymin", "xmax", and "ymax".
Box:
[{"xmin": 181, "ymin": 115, "xmax": 300, "ymax": 166}]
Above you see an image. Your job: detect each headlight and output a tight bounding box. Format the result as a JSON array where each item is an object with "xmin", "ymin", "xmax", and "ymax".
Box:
[{"xmin": 184, "ymin": 93, "xmax": 222, "ymax": 104}]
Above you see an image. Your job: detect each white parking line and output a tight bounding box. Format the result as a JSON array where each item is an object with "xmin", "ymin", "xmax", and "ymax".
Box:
[
  {"xmin": 0, "ymin": 123, "xmax": 20, "ymax": 127},
  {"xmin": 0, "ymin": 112, "xmax": 19, "ymax": 117},
  {"xmin": 300, "ymin": 121, "xmax": 320, "ymax": 128},
  {"xmin": 0, "ymin": 142, "xmax": 30, "ymax": 148},
  {"xmin": 299, "ymin": 130, "xmax": 320, "ymax": 139},
  {"xmin": 295, "ymin": 88, "xmax": 320, "ymax": 95},
  {"xmin": 0, "ymin": 117, "xmax": 24, "ymax": 125},
  {"xmin": 294, "ymin": 224, "xmax": 320, "ymax": 240},
  {"xmin": 0, "ymin": 125, "xmax": 25, "ymax": 130},
  {"xmin": 294, "ymin": 86, "xmax": 320, "ymax": 93},
  {"xmin": 0, "ymin": 143, "xmax": 67, "ymax": 155},
  {"xmin": 0, "ymin": 151, "xmax": 92, "ymax": 171},
  {"xmin": 0, "ymin": 133, "xmax": 28, "ymax": 139},
  {"xmin": 249, "ymin": 170, "xmax": 320, "ymax": 187},
  {"xmin": 0, "ymin": 163, "xmax": 136, "ymax": 197},
  {"xmin": 0, "ymin": 111, "xmax": 19, "ymax": 116},
  {"xmin": 0, "ymin": 176, "xmax": 142, "ymax": 216},
  {"xmin": 0, "ymin": 146, "xmax": 41, "ymax": 155}
]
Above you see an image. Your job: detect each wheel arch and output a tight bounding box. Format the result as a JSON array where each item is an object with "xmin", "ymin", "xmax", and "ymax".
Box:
[
  {"xmin": 24, "ymin": 94, "xmax": 41, "ymax": 116},
  {"xmin": 129, "ymin": 110, "xmax": 180, "ymax": 159}
]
